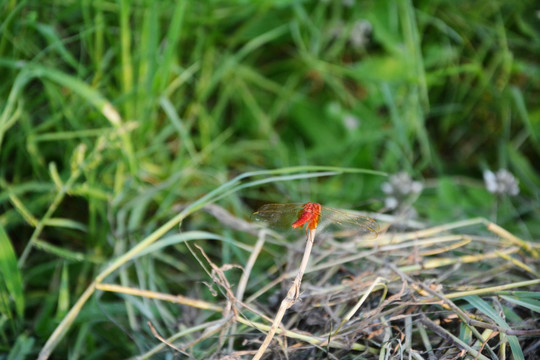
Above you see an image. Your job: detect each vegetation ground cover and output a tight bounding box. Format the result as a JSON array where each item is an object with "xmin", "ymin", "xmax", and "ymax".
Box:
[{"xmin": 1, "ymin": 0, "xmax": 539, "ymax": 358}]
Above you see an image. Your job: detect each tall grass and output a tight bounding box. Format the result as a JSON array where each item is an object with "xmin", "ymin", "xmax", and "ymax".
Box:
[{"xmin": 0, "ymin": 0, "xmax": 539, "ymax": 358}]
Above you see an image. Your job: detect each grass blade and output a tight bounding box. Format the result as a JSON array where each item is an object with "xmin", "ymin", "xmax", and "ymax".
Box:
[
  {"xmin": 0, "ymin": 223, "xmax": 24, "ymax": 318},
  {"xmin": 463, "ymin": 295, "xmax": 525, "ymax": 360},
  {"xmin": 501, "ymin": 295, "xmax": 540, "ymax": 314}
]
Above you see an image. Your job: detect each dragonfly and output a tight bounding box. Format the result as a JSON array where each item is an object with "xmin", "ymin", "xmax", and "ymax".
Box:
[{"xmin": 252, "ymin": 202, "xmax": 379, "ymax": 237}]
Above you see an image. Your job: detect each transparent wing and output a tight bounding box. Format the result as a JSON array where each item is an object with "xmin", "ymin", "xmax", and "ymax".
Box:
[
  {"xmin": 252, "ymin": 203, "xmax": 379, "ymax": 237},
  {"xmin": 251, "ymin": 203, "xmax": 303, "ymax": 229},
  {"xmin": 320, "ymin": 206, "xmax": 379, "ymax": 236}
]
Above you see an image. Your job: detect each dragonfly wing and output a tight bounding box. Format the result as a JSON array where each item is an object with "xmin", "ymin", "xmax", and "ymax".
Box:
[
  {"xmin": 251, "ymin": 203, "xmax": 304, "ymax": 229},
  {"xmin": 320, "ymin": 207, "xmax": 379, "ymax": 235}
]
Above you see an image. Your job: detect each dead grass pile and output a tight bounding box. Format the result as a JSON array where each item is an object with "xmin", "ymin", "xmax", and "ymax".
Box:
[{"xmin": 99, "ymin": 205, "xmax": 540, "ymax": 359}]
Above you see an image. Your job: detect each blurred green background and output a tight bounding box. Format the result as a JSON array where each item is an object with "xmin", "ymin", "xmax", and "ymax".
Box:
[{"xmin": 1, "ymin": 0, "xmax": 539, "ymax": 358}]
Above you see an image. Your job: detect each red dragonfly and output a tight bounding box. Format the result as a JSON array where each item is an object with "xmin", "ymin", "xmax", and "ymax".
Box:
[{"xmin": 252, "ymin": 202, "xmax": 379, "ymax": 236}]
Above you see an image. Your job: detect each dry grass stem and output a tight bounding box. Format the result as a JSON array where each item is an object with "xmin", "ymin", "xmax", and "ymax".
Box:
[
  {"xmin": 252, "ymin": 228, "xmax": 317, "ymax": 360},
  {"xmin": 487, "ymin": 222, "xmax": 539, "ymax": 257},
  {"xmin": 228, "ymin": 229, "xmax": 268, "ymax": 352},
  {"xmin": 419, "ymin": 315, "xmax": 491, "ymax": 360},
  {"xmin": 494, "ymin": 250, "xmax": 540, "ymax": 277},
  {"xmin": 95, "ymin": 283, "xmax": 223, "ymax": 311},
  {"xmin": 147, "ymin": 321, "xmax": 192, "ymax": 358},
  {"xmin": 332, "ymin": 277, "xmax": 384, "ymax": 336},
  {"xmin": 443, "ymin": 279, "xmax": 540, "ymax": 299}
]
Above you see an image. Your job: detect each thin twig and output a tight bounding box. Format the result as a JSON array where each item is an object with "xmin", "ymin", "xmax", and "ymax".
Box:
[
  {"xmin": 332, "ymin": 277, "xmax": 384, "ymax": 336},
  {"xmin": 252, "ymin": 228, "xmax": 317, "ymax": 360},
  {"xmin": 147, "ymin": 321, "xmax": 192, "ymax": 358}
]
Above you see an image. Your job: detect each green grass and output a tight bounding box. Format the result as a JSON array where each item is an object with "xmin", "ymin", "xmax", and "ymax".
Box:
[{"xmin": 0, "ymin": 0, "xmax": 539, "ymax": 358}]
